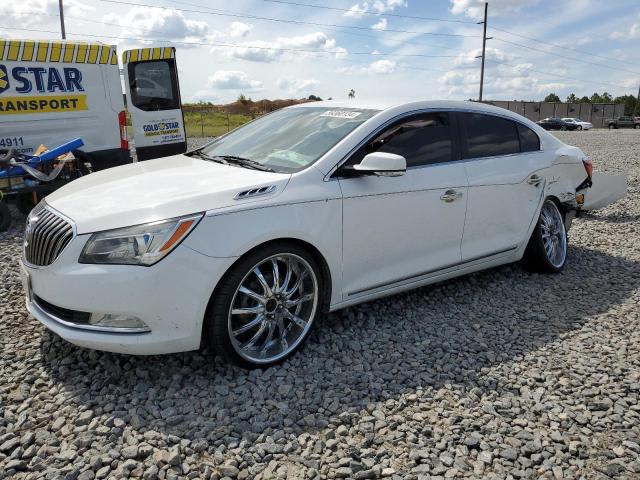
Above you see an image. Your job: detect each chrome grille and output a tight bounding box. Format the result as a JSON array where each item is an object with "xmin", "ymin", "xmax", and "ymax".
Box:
[{"xmin": 24, "ymin": 206, "xmax": 74, "ymax": 267}]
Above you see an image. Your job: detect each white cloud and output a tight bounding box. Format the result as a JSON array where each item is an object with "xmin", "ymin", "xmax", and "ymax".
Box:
[
  {"xmin": 454, "ymin": 47, "xmax": 514, "ymax": 66},
  {"xmin": 276, "ymin": 78, "xmax": 320, "ymax": 93},
  {"xmin": 4, "ymin": 0, "xmax": 92, "ymax": 25},
  {"xmin": 450, "ymin": 0, "xmax": 538, "ymax": 20},
  {"xmin": 440, "ymin": 61, "xmax": 571, "ymax": 98},
  {"xmin": 345, "ymin": 3, "xmax": 369, "ymax": 18},
  {"xmin": 345, "ymin": 0, "xmax": 407, "ymax": 17},
  {"xmin": 338, "ymin": 59, "xmax": 396, "ymax": 75},
  {"xmin": 208, "ymin": 70, "xmax": 263, "ymax": 90},
  {"xmin": 622, "ymin": 77, "xmax": 640, "ymax": 88},
  {"xmin": 212, "ymin": 32, "xmax": 345, "ymax": 63},
  {"xmin": 371, "ymin": 18, "xmax": 388, "ymax": 31},
  {"xmin": 104, "ymin": 7, "xmax": 209, "ymax": 44},
  {"xmin": 229, "ymin": 21, "xmax": 252, "ymax": 38},
  {"xmin": 610, "ymin": 16, "xmax": 640, "ymax": 40},
  {"xmin": 369, "ymin": 59, "xmax": 396, "ymax": 74}
]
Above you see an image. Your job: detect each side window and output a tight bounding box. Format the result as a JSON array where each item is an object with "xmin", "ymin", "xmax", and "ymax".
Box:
[
  {"xmin": 346, "ymin": 112, "xmax": 453, "ymax": 168},
  {"xmin": 517, "ymin": 123, "xmax": 540, "ymax": 152},
  {"xmin": 462, "ymin": 113, "xmax": 520, "ymax": 159},
  {"xmin": 128, "ymin": 59, "xmax": 179, "ymax": 111}
]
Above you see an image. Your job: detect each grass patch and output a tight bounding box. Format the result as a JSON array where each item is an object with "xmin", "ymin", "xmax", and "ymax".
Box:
[
  {"xmin": 183, "ymin": 111, "xmax": 252, "ymax": 137},
  {"xmin": 124, "ymin": 110, "xmax": 253, "ymax": 140}
]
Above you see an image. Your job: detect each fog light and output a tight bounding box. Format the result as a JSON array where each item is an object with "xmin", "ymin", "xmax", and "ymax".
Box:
[
  {"xmin": 88, "ymin": 313, "xmax": 150, "ymax": 332},
  {"xmin": 576, "ymin": 193, "xmax": 585, "ymax": 205}
]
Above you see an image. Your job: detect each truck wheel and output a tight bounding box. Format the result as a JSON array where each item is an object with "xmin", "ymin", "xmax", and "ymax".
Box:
[
  {"xmin": 0, "ymin": 201, "xmax": 11, "ymax": 232},
  {"xmin": 609, "ymin": 124, "xmax": 615, "ymax": 130},
  {"xmin": 635, "ymin": 124, "xmax": 640, "ymax": 129}
]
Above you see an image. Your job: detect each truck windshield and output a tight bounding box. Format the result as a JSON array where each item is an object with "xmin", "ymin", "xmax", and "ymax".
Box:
[{"xmin": 199, "ymin": 107, "xmax": 379, "ymax": 173}]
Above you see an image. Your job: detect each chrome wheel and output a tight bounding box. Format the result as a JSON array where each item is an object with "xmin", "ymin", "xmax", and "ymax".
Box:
[
  {"xmin": 228, "ymin": 253, "xmax": 318, "ymax": 364},
  {"xmin": 540, "ymin": 201, "xmax": 566, "ymax": 268}
]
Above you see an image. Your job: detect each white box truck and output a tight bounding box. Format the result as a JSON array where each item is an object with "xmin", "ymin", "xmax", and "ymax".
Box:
[
  {"xmin": 0, "ymin": 39, "xmax": 131, "ymax": 169},
  {"xmin": 0, "ymin": 39, "xmax": 188, "ymax": 229}
]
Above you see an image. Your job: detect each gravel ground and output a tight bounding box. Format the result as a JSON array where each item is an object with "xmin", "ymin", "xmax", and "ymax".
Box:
[{"xmin": 1, "ymin": 130, "xmax": 639, "ymax": 480}]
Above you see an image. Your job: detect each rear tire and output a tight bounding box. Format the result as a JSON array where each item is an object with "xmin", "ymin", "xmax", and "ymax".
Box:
[
  {"xmin": 521, "ymin": 199, "xmax": 567, "ymax": 273},
  {"xmin": 205, "ymin": 242, "xmax": 324, "ymax": 368},
  {"xmin": 635, "ymin": 124, "xmax": 640, "ymax": 129},
  {"xmin": 609, "ymin": 124, "xmax": 615, "ymax": 130},
  {"xmin": 0, "ymin": 201, "xmax": 11, "ymax": 232},
  {"xmin": 561, "ymin": 125, "xmax": 567, "ymax": 131}
]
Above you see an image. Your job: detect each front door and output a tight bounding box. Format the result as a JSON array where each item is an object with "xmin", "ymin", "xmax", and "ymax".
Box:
[
  {"xmin": 458, "ymin": 112, "xmax": 545, "ymax": 261},
  {"xmin": 337, "ymin": 112, "xmax": 468, "ymax": 298}
]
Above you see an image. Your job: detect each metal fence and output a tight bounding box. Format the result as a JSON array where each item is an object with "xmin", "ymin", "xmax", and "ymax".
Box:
[
  {"xmin": 484, "ymin": 101, "xmax": 626, "ymax": 128},
  {"xmin": 182, "ymin": 100, "xmax": 305, "ymax": 137}
]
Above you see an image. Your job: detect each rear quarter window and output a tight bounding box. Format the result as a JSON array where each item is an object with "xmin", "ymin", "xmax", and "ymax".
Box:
[{"xmin": 517, "ymin": 123, "xmax": 540, "ymax": 152}]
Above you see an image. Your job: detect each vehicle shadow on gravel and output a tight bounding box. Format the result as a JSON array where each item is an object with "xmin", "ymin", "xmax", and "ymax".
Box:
[
  {"xmin": 582, "ymin": 211, "xmax": 640, "ymax": 224},
  {"xmin": 39, "ymin": 244, "xmax": 639, "ymax": 444}
]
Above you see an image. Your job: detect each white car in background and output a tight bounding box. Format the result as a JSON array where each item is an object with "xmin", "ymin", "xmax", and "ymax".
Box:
[
  {"xmin": 562, "ymin": 117, "xmax": 593, "ymax": 130},
  {"xmin": 22, "ymin": 100, "xmax": 599, "ymax": 368}
]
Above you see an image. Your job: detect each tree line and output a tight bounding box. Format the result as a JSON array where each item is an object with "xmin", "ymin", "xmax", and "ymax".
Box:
[{"xmin": 543, "ymin": 92, "xmax": 638, "ymax": 115}]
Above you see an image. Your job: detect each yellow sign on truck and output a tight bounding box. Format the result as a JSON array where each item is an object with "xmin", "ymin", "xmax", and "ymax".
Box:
[{"xmin": 0, "ymin": 39, "xmax": 187, "ymax": 167}]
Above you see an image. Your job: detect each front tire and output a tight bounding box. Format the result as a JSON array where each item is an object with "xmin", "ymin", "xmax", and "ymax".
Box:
[
  {"xmin": 206, "ymin": 242, "xmax": 323, "ymax": 368},
  {"xmin": 609, "ymin": 124, "xmax": 615, "ymax": 130},
  {"xmin": 522, "ymin": 199, "xmax": 568, "ymax": 273},
  {"xmin": 577, "ymin": 125, "xmax": 583, "ymax": 130},
  {"xmin": 635, "ymin": 124, "xmax": 640, "ymax": 129},
  {"xmin": 561, "ymin": 125, "xmax": 567, "ymax": 131}
]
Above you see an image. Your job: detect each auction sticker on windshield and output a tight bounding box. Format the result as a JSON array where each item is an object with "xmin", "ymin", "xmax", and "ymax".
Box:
[{"xmin": 320, "ymin": 110, "xmax": 362, "ymax": 119}]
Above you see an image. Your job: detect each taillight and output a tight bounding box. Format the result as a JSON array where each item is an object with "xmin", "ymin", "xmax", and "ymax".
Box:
[
  {"xmin": 118, "ymin": 110, "xmax": 129, "ymax": 150},
  {"xmin": 582, "ymin": 159, "xmax": 593, "ymax": 180}
]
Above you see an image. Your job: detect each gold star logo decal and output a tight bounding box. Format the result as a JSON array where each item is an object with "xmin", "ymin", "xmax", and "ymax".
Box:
[{"xmin": 0, "ymin": 69, "xmax": 7, "ymax": 90}]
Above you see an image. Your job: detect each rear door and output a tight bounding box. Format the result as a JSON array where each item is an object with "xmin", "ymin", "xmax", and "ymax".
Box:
[
  {"xmin": 458, "ymin": 112, "xmax": 545, "ymax": 261},
  {"xmin": 122, "ymin": 47, "xmax": 186, "ymax": 160}
]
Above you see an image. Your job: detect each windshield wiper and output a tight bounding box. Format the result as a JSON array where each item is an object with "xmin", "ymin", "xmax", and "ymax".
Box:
[
  {"xmin": 213, "ymin": 155, "xmax": 275, "ymax": 172},
  {"xmin": 190, "ymin": 150, "xmax": 232, "ymax": 166}
]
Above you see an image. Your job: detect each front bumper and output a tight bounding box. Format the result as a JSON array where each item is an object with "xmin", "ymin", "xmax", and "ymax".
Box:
[{"xmin": 21, "ymin": 235, "xmax": 237, "ymax": 355}]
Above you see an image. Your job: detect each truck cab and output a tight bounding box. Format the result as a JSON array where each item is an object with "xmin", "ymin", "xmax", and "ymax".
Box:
[{"xmin": 607, "ymin": 116, "xmax": 640, "ymax": 129}]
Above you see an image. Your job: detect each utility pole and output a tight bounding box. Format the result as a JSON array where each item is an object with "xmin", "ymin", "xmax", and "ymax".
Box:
[
  {"xmin": 59, "ymin": 0, "xmax": 66, "ymax": 39},
  {"xmin": 476, "ymin": 2, "xmax": 491, "ymax": 102},
  {"xmin": 634, "ymin": 83, "xmax": 640, "ymax": 116}
]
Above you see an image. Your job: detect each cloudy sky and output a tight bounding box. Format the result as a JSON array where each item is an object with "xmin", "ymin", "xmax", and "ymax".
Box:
[{"xmin": 3, "ymin": 0, "xmax": 640, "ymax": 103}]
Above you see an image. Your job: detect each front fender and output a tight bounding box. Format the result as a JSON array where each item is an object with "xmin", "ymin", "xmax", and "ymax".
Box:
[{"xmin": 183, "ymin": 199, "xmax": 343, "ymax": 306}]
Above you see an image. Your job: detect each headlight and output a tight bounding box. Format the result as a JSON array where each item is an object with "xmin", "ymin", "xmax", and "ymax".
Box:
[{"xmin": 79, "ymin": 214, "xmax": 202, "ymax": 266}]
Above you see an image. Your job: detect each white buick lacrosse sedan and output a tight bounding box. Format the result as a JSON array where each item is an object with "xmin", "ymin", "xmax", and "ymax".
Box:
[{"xmin": 21, "ymin": 100, "xmax": 593, "ymax": 368}]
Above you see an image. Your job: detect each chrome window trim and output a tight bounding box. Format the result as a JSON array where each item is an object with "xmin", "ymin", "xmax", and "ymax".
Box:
[{"xmin": 324, "ymin": 107, "xmax": 544, "ymax": 181}]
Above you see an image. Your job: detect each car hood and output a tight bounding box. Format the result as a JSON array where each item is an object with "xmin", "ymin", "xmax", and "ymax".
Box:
[{"xmin": 45, "ymin": 154, "xmax": 291, "ymax": 234}]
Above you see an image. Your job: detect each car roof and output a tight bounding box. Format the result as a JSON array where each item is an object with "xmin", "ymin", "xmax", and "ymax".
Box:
[{"xmin": 287, "ymin": 99, "xmax": 536, "ymax": 120}]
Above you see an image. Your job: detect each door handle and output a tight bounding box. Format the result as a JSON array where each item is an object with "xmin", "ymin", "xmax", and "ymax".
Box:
[
  {"xmin": 440, "ymin": 189, "xmax": 463, "ymax": 202},
  {"xmin": 527, "ymin": 174, "xmax": 542, "ymax": 186}
]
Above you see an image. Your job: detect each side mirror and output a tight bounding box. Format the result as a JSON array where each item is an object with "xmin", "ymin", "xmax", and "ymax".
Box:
[{"xmin": 343, "ymin": 152, "xmax": 406, "ymax": 177}]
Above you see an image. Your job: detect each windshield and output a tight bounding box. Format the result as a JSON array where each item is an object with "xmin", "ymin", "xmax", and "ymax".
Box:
[{"xmin": 198, "ymin": 107, "xmax": 379, "ymax": 173}]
